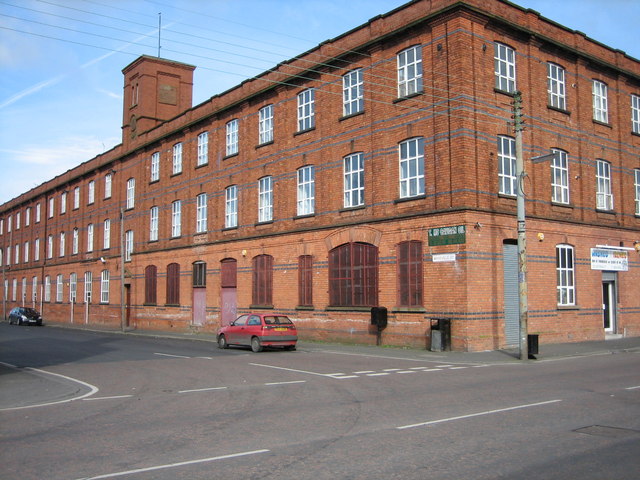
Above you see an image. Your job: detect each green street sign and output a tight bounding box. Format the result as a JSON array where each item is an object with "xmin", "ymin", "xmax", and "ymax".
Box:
[{"xmin": 428, "ymin": 225, "xmax": 466, "ymax": 246}]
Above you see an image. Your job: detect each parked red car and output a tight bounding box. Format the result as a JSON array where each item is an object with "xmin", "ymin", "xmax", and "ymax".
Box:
[{"xmin": 217, "ymin": 313, "xmax": 297, "ymax": 352}]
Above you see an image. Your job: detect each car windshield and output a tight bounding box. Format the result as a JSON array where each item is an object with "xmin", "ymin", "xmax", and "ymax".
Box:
[
  {"xmin": 264, "ymin": 316, "xmax": 293, "ymax": 325},
  {"xmin": 23, "ymin": 308, "xmax": 39, "ymax": 317}
]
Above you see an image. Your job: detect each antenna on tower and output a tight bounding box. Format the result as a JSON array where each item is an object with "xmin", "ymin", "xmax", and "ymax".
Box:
[{"xmin": 157, "ymin": 12, "xmax": 162, "ymax": 58}]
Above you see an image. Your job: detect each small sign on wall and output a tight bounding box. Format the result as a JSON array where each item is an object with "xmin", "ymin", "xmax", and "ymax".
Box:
[
  {"xmin": 428, "ymin": 225, "xmax": 466, "ymax": 246},
  {"xmin": 432, "ymin": 253, "xmax": 456, "ymax": 263},
  {"xmin": 590, "ymin": 248, "xmax": 628, "ymax": 271}
]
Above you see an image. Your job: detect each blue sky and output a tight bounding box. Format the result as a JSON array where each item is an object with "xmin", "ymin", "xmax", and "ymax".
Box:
[{"xmin": 1, "ymin": 0, "xmax": 639, "ymax": 206}]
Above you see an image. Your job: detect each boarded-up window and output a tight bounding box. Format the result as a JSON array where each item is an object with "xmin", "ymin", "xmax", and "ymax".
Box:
[
  {"xmin": 298, "ymin": 255, "xmax": 313, "ymax": 307},
  {"xmin": 397, "ymin": 241, "xmax": 423, "ymax": 307},
  {"xmin": 145, "ymin": 265, "xmax": 157, "ymax": 305},
  {"xmin": 166, "ymin": 263, "xmax": 180, "ymax": 305},
  {"xmin": 220, "ymin": 258, "xmax": 237, "ymax": 288},
  {"xmin": 252, "ymin": 254, "xmax": 273, "ymax": 306},
  {"xmin": 193, "ymin": 261, "xmax": 206, "ymax": 287},
  {"xmin": 329, "ymin": 242, "xmax": 378, "ymax": 307}
]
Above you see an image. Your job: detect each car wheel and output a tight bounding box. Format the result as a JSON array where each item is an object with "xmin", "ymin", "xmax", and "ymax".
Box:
[
  {"xmin": 251, "ymin": 337, "xmax": 263, "ymax": 353},
  {"xmin": 16, "ymin": 317, "xmax": 22, "ymax": 326},
  {"xmin": 8, "ymin": 317, "xmax": 13, "ymax": 325},
  {"xmin": 217, "ymin": 334, "xmax": 228, "ymax": 349}
]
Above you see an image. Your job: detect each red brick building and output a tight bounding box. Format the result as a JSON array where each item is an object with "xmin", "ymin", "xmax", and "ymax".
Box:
[{"xmin": 2, "ymin": 0, "xmax": 639, "ymax": 351}]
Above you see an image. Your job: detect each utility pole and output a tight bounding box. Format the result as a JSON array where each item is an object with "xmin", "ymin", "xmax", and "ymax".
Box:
[
  {"xmin": 120, "ymin": 207, "xmax": 126, "ymax": 332},
  {"xmin": 513, "ymin": 91, "xmax": 529, "ymax": 361}
]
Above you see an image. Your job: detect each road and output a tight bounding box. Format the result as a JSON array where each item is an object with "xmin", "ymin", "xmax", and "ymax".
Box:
[{"xmin": 1, "ymin": 323, "xmax": 639, "ymax": 480}]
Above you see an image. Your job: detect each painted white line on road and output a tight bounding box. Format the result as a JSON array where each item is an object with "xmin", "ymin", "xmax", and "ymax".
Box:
[
  {"xmin": 154, "ymin": 353, "xmax": 190, "ymax": 359},
  {"xmin": 625, "ymin": 385, "xmax": 640, "ymax": 390},
  {"xmin": 366, "ymin": 373, "xmax": 390, "ymax": 377},
  {"xmin": 422, "ymin": 368, "xmax": 443, "ymax": 372},
  {"xmin": 353, "ymin": 370, "xmax": 376, "ymax": 374},
  {"xmin": 436, "ymin": 365, "xmax": 454, "ymax": 368},
  {"xmin": 449, "ymin": 367, "xmax": 467, "ymax": 370},
  {"xmin": 264, "ymin": 380, "xmax": 307, "ymax": 386},
  {"xmin": 250, "ymin": 362, "xmax": 336, "ymax": 378},
  {"xmin": 397, "ymin": 399, "xmax": 562, "ymax": 430},
  {"xmin": 397, "ymin": 370, "xmax": 417, "ymax": 374},
  {"xmin": 83, "ymin": 395, "xmax": 133, "ymax": 401},
  {"xmin": 196, "ymin": 356, "xmax": 213, "ymax": 359},
  {"xmin": 178, "ymin": 386, "xmax": 228, "ymax": 394},
  {"xmin": 383, "ymin": 368, "xmax": 402, "ymax": 372},
  {"xmin": 74, "ymin": 449, "xmax": 270, "ymax": 480}
]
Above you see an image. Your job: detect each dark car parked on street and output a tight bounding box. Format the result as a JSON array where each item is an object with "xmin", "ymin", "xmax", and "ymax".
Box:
[{"xmin": 8, "ymin": 307, "xmax": 43, "ymax": 326}]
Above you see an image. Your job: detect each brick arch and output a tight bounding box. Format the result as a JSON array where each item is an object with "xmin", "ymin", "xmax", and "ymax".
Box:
[{"xmin": 324, "ymin": 226, "xmax": 382, "ymax": 251}]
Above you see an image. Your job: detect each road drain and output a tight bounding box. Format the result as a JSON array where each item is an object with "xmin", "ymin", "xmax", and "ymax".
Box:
[{"xmin": 573, "ymin": 425, "xmax": 640, "ymax": 439}]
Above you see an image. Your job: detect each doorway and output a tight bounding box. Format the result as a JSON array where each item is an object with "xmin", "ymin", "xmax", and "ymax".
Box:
[
  {"xmin": 602, "ymin": 272, "xmax": 617, "ymax": 334},
  {"xmin": 220, "ymin": 259, "xmax": 237, "ymax": 326},
  {"xmin": 502, "ymin": 241, "xmax": 519, "ymax": 347}
]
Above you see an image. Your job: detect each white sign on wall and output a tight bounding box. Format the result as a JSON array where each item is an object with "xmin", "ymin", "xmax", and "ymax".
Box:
[
  {"xmin": 590, "ymin": 248, "xmax": 628, "ymax": 271},
  {"xmin": 432, "ymin": 253, "xmax": 456, "ymax": 263}
]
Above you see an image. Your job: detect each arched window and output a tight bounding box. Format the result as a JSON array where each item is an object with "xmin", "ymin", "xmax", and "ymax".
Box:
[
  {"xmin": 166, "ymin": 263, "xmax": 180, "ymax": 305},
  {"xmin": 329, "ymin": 242, "xmax": 378, "ymax": 307},
  {"xmin": 145, "ymin": 265, "xmax": 157, "ymax": 305},
  {"xmin": 298, "ymin": 255, "xmax": 313, "ymax": 307},
  {"xmin": 220, "ymin": 258, "xmax": 237, "ymax": 288},
  {"xmin": 252, "ymin": 255, "xmax": 273, "ymax": 306},
  {"xmin": 397, "ymin": 241, "xmax": 423, "ymax": 307}
]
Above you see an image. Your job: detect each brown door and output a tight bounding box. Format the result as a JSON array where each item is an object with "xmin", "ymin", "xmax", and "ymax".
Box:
[{"xmin": 220, "ymin": 259, "xmax": 237, "ymax": 326}]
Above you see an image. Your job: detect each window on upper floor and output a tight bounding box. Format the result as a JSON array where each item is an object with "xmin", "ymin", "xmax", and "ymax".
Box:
[
  {"xmin": 103, "ymin": 219, "xmax": 110, "ymax": 250},
  {"xmin": 632, "ymin": 94, "xmax": 640, "ymax": 134},
  {"xmin": 344, "ymin": 152, "xmax": 364, "ymax": 208},
  {"xmin": 88, "ymin": 180, "xmax": 95, "ymax": 204},
  {"xmin": 15, "ymin": 212, "xmax": 20, "ymax": 230},
  {"xmin": 494, "ymin": 42, "xmax": 516, "ymax": 93},
  {"xmin": 258, "ymin": 176, "xmax": 273, "ymax": 223},
  {"xmin": 6, "ymin": 216, "xmax": 10, "ymax": 233},
  {"xmin": 60, "ymin": 192, "xmax": 67, "ymax": 214},
  {"xmin": 172, "ymin": 143, "xmax": 183, "ymax": 175},
  {"xmin": 87, "ymin": 224, "xmax": 94, "ymax": 252},
  {"xmin": 24, "ymin": 241, "xmax": 29, "ymax": 263},
  {"xmin": 399, "ymin": 137, "xmax": 424, "ymax": 199},
  {"xmin": 35, "ymin": 203, "xmax": 41, "ymax": 223},
  {"xmin": 25, "ymin": 207, "xmax": 30, "ymax": 226},
  {"xmin": 297, "ymin": 89, "xmax": 315, "ymax": 132},
  {"xmin": 197, "ymin": 132, "xmax": 209, "ymax": 166},
  {"xmin": 59, "ymin": 231, "xmax": 65, "ymax": 257},
  {"xmin": 73, "ymin": 187, "xmax": 80, "ymax": 209},
  {"xmin": 72, "ymin": 228, "xmax": 79, "ymax": 254},
  {"xmin": 0, "ymin": 218, "xmax": 4, "ymax": 235},
  {"xmin": 592, "ymin": 80, "xmax": 608, "ymax": 123},
  {"xmin": 125, "ymin": 230, "xmax": 133, "ymax": 261},
  {"xmin": 547, "ymin": 63, "xmax": 566, "ymax": 111},
  {"xmin": 252, "ymin": 254, "xmax": 273, "ymax": 307},
  {"xmin": 48, "ymin": 197, "xmax": 54, "ymax": 218},
  {"xmin": 196, "ymin": 193, "xmax": 207, "ymax": 233},
  {"xmin": 47, "ymin": 235, "xmax": 53, "ymax": 259},
  {"xmin": 226, "ymin": 119, "xmax": 239, "ymax": 156},
  {"xmin": 225, "ymin": 185, "xmax": 238, "ymax": 228},
  {"xmin": 596, "ymin": 159, "xmax": 613, "ymax": 211},
  {"xmin": 258, "ymin": 105, "xmax": 274, "ymax": 145},
  {"xmin": 126, "ymin": 178, "xmax": 135, "ymax": 209},
  {"xmin": 151, "ymin": 152, "xmax": 160, "ymax": 182},
  {"xmin": 14, "ymin": 243, "xmax": 19, "ymax": 264},
  {"xmin": 149, "ymin": 206, "xmax": 159, "ymax": 241},
  {"xmin": 397, "ymin": 46, "xmax": 422, "ymax": 98},
  {"xmin": 498, "ymin": 135, "xmax": 517, "ymax": 196},
  {"xmin": 551, "ymin": 149, "xmax": 569, "ymax": 204},
  {"xmin": 104, "ymin": 173, "xmax": 112, "ymax": 199},
  {"xmin": 297, "ymin": 165, "xmax": 315, "ymax": 216},
  {"xmin": 397, "ymin": 240, "xmax": 423, "ymax": 307},
  {"xmin": 556, "ymin": 244, "xmax": 575, "ymax": 307},
  {"xmin": 635, "ymin": 169, "xmax": 640, "ymax": 216},
  {"xmin": 343, "ymin": 68, "xmax": 364, "ymax": 116},
  {"xmin": 171, "ymin": 200, "xmax": 181, "ymax": 237},
  {"xmin": 34, "ymin": 238, "xmax": 40, "ymax": 261}
]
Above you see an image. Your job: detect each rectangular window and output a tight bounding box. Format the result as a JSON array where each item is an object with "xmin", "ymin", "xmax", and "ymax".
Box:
[
  {"xmin": 24, "ymin": 241, "xmax": 29, "ymax": 263},
  {"xmin": 297, "ymin": 89, "xmax": 315, "ymax": 132},
  {"xmin": 12, "ymin": 278, "xmax": 17, "ymax": 302},
  {"xmin": 298, "ymin": 255, "xmax": 313, "ymax": 307},
  {"xmin": 103, "ymin": 219, "xmax": 110, "ymax": 249},
  {"xmin": 59, "ymin": 232, "xmax": 65, "ymax": 257},
  {"xmin": 47, "ymin": 235, "xmax": 53, "ymax": 259},
  {"xmin": 88, "ymin": 180, "xmax": 95, "ymax": 204},
  {"xmin": 72, "ymin": 228, "xmax": 79, "ymax": 254},
  {"xmin": 225, "ymin": 186, "xmax": 238, "ymax": 228},
  {"xmin": 7, "ymin": 215, "xmax": 11, "ymax": 233},
  {"xmin": 556, "ymin": 245, "xmax": 575, "ymax": 306},
  {"xmin": 151, "ymin": 152, "xmax": 160, "ymax": 182},
  {"xmin": 551, "ymin": 149, "xmax": 569, "ymax": 204},
  {"xmin": 125, "ymin": 230, "xmax": 133, "ymax": 261},
  {"xmin": 0, "ymin": 218, "xmax": 3, "ymax": 235},
  {"xmin": 258, "ymin": 105, "xmax": 273, "ymax": 145},
  {"xmin": 196, "ymin": 193, "xmax": 207, "ymax": 233},
  {"xmin": 397, "ymin": 46, "xmax": 422, "ymax": 98},
  {"xmin": 14, "ymin": 243, "xmax": 19, "ymax": 264},
  {"xmin": 171, "ymin": 201, "xmax": 181, "ymax": 237},
  {"xmin": 150, "ymin": 206, "xmax": 159, "ymax": 241},
  {"xmin": 592, "ymin": 80, "xmax": 608, "ymax": 123},
  {"xmin": 36, "ymin": 203, "xmax": 41, "ymax": 222},
  {"xmin": 596, "ymin": 159, "xmax": 613, "ymax": 210},
  {"xmin": 197, "ymin": 132, "xmax": 209, "ymax": 166},
  {"xmin": 44, "ymin": 276, "xmax": 51, "ymax": 302},
  {"xmin": 258, "ymin": 176, "xmax": 273, "ymax": 223},
  {"xmin": 126, "ymin": 178, "xmax": 135, "ymax": 209},
  {"xmin": 32, "ymin": 276, "xmax": 38, "ymax": 302},
  {"xmin": 166, "ymin": 263, "xmax": 180, "ymax": 305},
  {"xmin": 56, "ymin": 274, "xmax": 63, "ymax": 303},
  {"xmin": 635, "ymin": 169, "xmax": 640, "ymax": 216},
  {"xmin": 399, "ymin": 137, "xmax": 425, "ymax": 198},
  {"xmin": 84, "ymin": 271, "xmax": 92, "ymax": 303},
  {"xmin": 25, "ymin": 207, "xmax": 30, "ymax": 226},
  {"xmin": 193, "ymin": 262, "xmax": 206, "ymax": 287},
  {"xmin": 101, "ymin": 270, "xmax": 109, "ymax": 303},
  {"xmin": 69, "ymin": 273, "xmax": 77, "ymax": 303},
  {"xmin": 498, "ymin": 136, "xmax": 517, "ymax": 196},
  {"xmin": 60, "ymin": 192, "xmax": 67, "ymax": 214},
  {"xmin": 145, "ymin": 265, "xmax": 157, "ymax": 304},
  {"xmin": 226, "ymin": 119, "xmax": 239, "ymax": 156},
  {"xmin": 48, "ymin": 197, "xmax": 54, "ymax": 218},
  {"xmin": 252, "ymin": 255, "xmax": 273, "ymax": 306},
  {"xmin": 343, "ymin": 69, "xmax": 364, "ymax": 116},
  {"xmin": 104, "ymin": 173, "xmax": 112, "ymax": 198},
  {"xmin": 87, "ymin": 224, "xmax": 94, "ymax": 252},
  {"xmin": 632, "ymin": 94, "xmax": 640, "ymax": 134},
  {"xmin": 344, "ymin": 152, "xmax": 364, "ymax": 208},
  {"xmin": 15, "ymin": 212, "xmax": 20, "ymax": 230},
  {"xmin": 34, "ymin": 238, "xmax": 40, "ymax": 261},
  {"xmin": 297, "ymin": 165, "xmax": 315, "ymax": 216},
  {"xmin": 173, "ymin": 143, "xmax": 183, "ymax": 174},
  {"xmin": 5, "ymin": 246, "xmax": 9, "ymax": 267},
  {"xmin": 494, "ymin": 43, "xmax": 516, "ymax": 93},
  {"xmin": 74, "ymin": 187, "xmax": 80, "ymax": 209},
  {"xmin": 547, "ymin": 63, "xmax": 566, "ymax": 110}
]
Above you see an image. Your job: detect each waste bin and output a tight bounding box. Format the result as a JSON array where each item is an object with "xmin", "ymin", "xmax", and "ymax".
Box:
[{"xmin": 430, "ymin": 318, "xmax": 451, "ymax": 352}]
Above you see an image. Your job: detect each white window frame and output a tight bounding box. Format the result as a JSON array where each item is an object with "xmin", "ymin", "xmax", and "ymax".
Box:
[
  {"xmin": 635, "ymin": 169, "xmax": 640, "ymax": 216},
  {"xmin": 498, "ymin": 135, "xmax": 517, "ymax": 196},
  {"xmin": 196, "ymin": 193, "xmax": 207, "ymax": 233},
  {"xmin": 225, "ymin": 186, "xmax": 238, "ymax": 228},
  {"xmin": 151, "ymin": 152, "xmax": 160, "ymax": 182},
  {"xmin": 73, "ymin": 187, "xmax": 80, "ymax": 209},
  {"xmin": 14, "ymin": 243, "xmax": 19, "ymax": 264},
  {"xmin": 297, "ymin": 89, "xmax": 315, "ymax": 132},
  {"xmin": 226, "ymin": 120, "xmax": 239, "ymax": 156},
  {"xmin": 12, "ymin": 278, "xmax": 17, "ymax": 301},
  {"xmin": 60, "ymin": 192, "xmax": 67, "ymax": 214},
  {"xmin": 297, "ymin": 165, "xmax": 315, "ymax": 216},
  {"xmin": 101, "ymin": 270, "xmax": 109, "ymax": 303},
  {"xmin": 32, "ymin": 276, "xmax": 38, "ymax": 303},
  {"xmin": 397, "ymin": 46, "xmax": 423, "ymax": 98},
  {"xmin": 24, "ymin": 241, "xmax": 29, "ymax": 263},
  {"xmin": 59, "ymin": 231, "xmax": 65, "ymax": 257},
  {"xmin": 592, "ymin": 80, "xmax": 608, "ymax": 123},
  {"xmin": 258, "ymin": 176, "xmax": 273, "ymax": 223},
  {"xmin": 172, "ymin": 143, "xmax": 183, "ymax": 175},
  {"xmin": 56, "ymin": 274, "xmax": 63, "ymax": 303},
  {"xmin": 343, "ymin": 69, "xmax": 364, "ymax": 116},
  {"xmin": 84, "ymin": 271, "xmax": 92, "ymax": 303},
  {"xmin": 547, "ymin": 63, "xmax": 566, "ymax": 110},
  {"xmin": 596, "ymin": 159, "xmax": 613, "ymax": 211},
  {"xmin": 258, "ymin": 105, "xmax": 274, "ymax": 145},
  {"xmin": 15, "ymin": 212, "xmax": 20, "ymax": 230},
  {"xmin": 171, "ymin": 200, "xmax": 182, "ymax": 238},
  {"xmin": 36, "ymin": 203, "xmax": 41, "ymax": 222},
  {"xmin": 25, "ymin": 207, "xmax": 30, "ymax": 226},
  {"xmin": 399, "ymin": 137, "xmax": 425, "ymax": 199},
  {"xmin": 7, "ymin": 215, "xmax": 11, "ymax": 233},
  {"xmin": 556, "ymin": 244, "xmax": 575, "ymax": 306},
  {"xmin": 197, "ymin": 132, "xmax": 209, "ymax": 166},
  {"xmin": 72, "ymin": 228, "xmax": 79, "ymax": 255},
  {"xmin": 104, "ymin": 173, "xmax": 112, "ymax": 199},
  {"xmin": 103, "ymin": 219, "xmax": 110, "ymax": 250},
  {"xmin": 48, "ymin": 197, "xmax": 54, "ymax": 218},
  {"xmin": 87, "ymin": 223, "xmax": 94, "ymax": 252},
  {"xmin": 551, "ymin": 149, "xmax": 569, "ymax": 204},
  {"xmin": 88, "ymin": 180, "xmax": 95, "ymax": 204},
  {"xmin": 150, "ymin": 206, "xmax": 159, "ymax": 241},
  {"xmin": 632, "ymin": 94, "xmax": 640, "ymax": 135},
  {"xmin": 344, "ymin": 152, "xmax": 364, "ymax": 208},
  {"xmin": 34, "ymin": 238, "xmax": 40, "ymax": 261},
  {"xmin": 494, "ymin": 42, "xmax": 516, "ymax": 93},
  {"xmin": 47, "ymin": 235, "xmax": 53, "ymax": 259},
  {"xmin": 70, "ymin": 273, "xmax": 77, "ymax": 303},
  {"xmin": 44, "ymin": 275, "xmax": 51, "ymax": 302},
  {"xmin": 125, "ymin": 230, "xmax": 133, "ymax": 262},
  {"xmin": 126, "ymin": 178, "xmax": 135, "ymax": 209}
]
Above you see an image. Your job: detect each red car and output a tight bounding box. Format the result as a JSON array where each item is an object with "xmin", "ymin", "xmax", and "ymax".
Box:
[{"xmin": 217, "ymin": 313, "xmax": 297, "ymax": 352}]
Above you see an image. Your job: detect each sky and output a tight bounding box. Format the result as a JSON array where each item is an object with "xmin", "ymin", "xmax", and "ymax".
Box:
[{"xmin": 1, "ymin": 0, "xmax": 639, "ymax": 206}]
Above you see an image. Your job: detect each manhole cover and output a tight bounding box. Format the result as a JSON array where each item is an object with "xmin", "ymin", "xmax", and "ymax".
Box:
[{"xmin": 573, "ymin": 425, "xmax": 640, "ymax": 439}]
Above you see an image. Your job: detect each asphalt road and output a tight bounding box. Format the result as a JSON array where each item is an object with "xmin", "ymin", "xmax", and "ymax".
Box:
[{"xmin": 1, "ymin": 323, "xmax": 639, "ymax": 480}]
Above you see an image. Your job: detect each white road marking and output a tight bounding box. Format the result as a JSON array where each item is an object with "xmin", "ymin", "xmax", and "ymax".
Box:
[
  {"xmin": 264, "ymin": 380, "xmax": 307, "ymax": 386},
  {"xmin": 625, "ymin": 385, "xmax": 640, "ymax": 390},
  {"xmin": 250, "ymin": 363, "xmax": 337, "ymax": 378},
  {"xmin": 435, "ymin": 365, "xmax": 454, "ymax": 368},
  {"xmin": 154, "ymin": 353, "xmax": 190, "ymax": 358},
  {"xmin": 366, "ymin": 373, "xmax": 390, "ymax": 376},
  {"xmin": 383, "ymin": 368, "xmax": 401, "ymax": 372},
  {"xmin": 397, "ymin": 370, "xmax": 417, "ymax": 374},
  {"xmin": 196, "ymin": 356, "xmax": 213, "ymax": 359},
  {"xmin": 83, "ymin": 395, "xmax": 133, "ymax": 401},
  {"xmin": 422, "ymin": 368, "xmax": 443, "ymax": 372},
  {"xmin": 178, "ymin": 386, "xmax": 228, "ymax": 394},
  {"xmin": 449, "ymin": 366, "xmax": 467, "ymax": 370},
  {"xmin": 74, "ymin": 449, "xmax": 270, "ymax": 480},
  {"xmin": 353, "ymin": 370, "xmax": 376, "ymax": 374},
  {"xmin": 397, "ymin": 399, "xmax": 562, "ymax": 430},
  {"xmin": 409, "ymin": 366, "xmax": 430, "ymax": 370}
]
